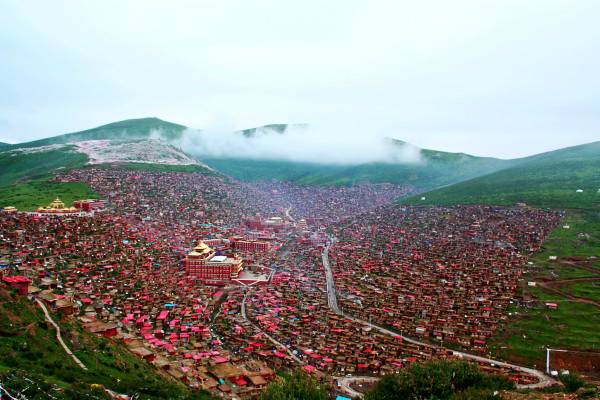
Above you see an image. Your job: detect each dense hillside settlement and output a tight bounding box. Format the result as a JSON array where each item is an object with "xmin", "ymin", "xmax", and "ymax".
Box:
[{"xmin": 1, "ymin": 166, "xmax": 581, "ymax": 399}]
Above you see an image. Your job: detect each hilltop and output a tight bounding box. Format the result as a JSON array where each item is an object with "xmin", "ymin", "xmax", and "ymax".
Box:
[
  {"xmin": 7, "ymin": 117, "xmax": 186, "ymax": 149},
  {"xmin": 4, "ymin": 117, "xmax": 600, "ymax": 199},
  {"xmin": 402, "ymin": 140, "xmax": 600, "ymax": 210},
  {"xmin": 1, "ymin": 118, "xmax": 212, "ymax": 185},
  {"xmin": 0, "ymin": 120, "xmax": 215, "ymax": 210}
]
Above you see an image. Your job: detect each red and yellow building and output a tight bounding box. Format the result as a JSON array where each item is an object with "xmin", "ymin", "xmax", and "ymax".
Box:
[
  {"xmin": 185, "ymin": 241, "xmax": 243, "ymax": 281},
  {"xmin": 36, "ymin": 198, "xmax": 80, "ymax": 215}
]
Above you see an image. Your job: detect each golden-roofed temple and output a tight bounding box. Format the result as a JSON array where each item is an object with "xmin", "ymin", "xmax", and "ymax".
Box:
[
  {"xmin": 188, "ymin": 241, "xmax": 215, "ymax": 258},
  {"xmin": 185, "ymin": 240, "xmax": 243, "ymax": 281},
  {"xmin": 36, "ymin": 197, "xmax": 79, "ymax": 214}
]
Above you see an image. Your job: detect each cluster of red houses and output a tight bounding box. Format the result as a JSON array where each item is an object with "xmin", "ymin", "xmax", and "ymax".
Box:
[
  {"xmin": 328, "ymin": 205, "xmax": 561, "ymax": 351},
  {"xmin": 0, "ymin": 167, "xmax": 559, "ymax": 397}
]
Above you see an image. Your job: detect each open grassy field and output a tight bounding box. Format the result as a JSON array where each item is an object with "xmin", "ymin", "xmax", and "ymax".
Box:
[
  {"xmin": 562, "ymin": 281, "xmax": 600, "ymax": 300},
  {"xmin": 0, "ymin": 287, "xmax": 213, "ymax": 399},
  {"xmin": 0, "ymin": 179, "xmax": 97, "ymax": 211}
]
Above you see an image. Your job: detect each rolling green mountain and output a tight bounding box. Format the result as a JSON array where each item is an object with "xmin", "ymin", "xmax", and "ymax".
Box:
[
  {"xmin": 7, "ymin": 117, "xmax": 186, "ymax": 149},
  {"xmin": 0, "ymin": 119, "xmax": 211, "ymax": 209},
  {"xmin": 240, "ymin": 123, "xmax": 294, "ymax": 137},
  {"xmin": 5, "ymin": 118, "xmax": 517, "ymax": 191},
  {"xmin": 402, "ymin": 141, "xmax": 600, "ymax": 210},
  {"xmin": 0, "ymin": 142, "xmax": 8, "ymax": 148},
  {"xmin": 203, "ymin": 146, "xmax": 515, "ymax": 189},
  {"xmin": 5, "ymin": 118, "xmax": 599, "ymax": 202}
]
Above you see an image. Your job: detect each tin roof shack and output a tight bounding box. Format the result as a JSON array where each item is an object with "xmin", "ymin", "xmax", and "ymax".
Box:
[
  {"xmin": 2, "ymin": 275, "xmax": 31, "ymax": 296},
  {"xmin": 82, "ymin": 319, "xmax": 118, "ymax": 338}
]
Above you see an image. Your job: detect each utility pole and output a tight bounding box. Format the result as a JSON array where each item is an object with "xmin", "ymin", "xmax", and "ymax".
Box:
[{"xmin": 546, "ymin": 348, "xmax": 550, "ymax": 374}]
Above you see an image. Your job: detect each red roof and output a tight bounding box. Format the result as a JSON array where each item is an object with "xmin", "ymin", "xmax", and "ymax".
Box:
[{"xmin": 2, "ymin": 275, "xmax": 31, "ymax": 284}]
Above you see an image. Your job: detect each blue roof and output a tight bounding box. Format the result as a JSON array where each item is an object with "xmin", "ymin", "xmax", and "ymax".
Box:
[{"xmin": 336, "ymin": 396, "xmax": 352, "ymax": 400}]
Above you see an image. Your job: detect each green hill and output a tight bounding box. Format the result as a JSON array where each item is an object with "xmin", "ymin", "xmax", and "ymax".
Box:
[
  {"xmin": 0, "ymin": 118, "xmax": 211, "ymax": 210},
  {"xmin": 402, "ymin": 141, "xmax": 600, "ymax": 210},
  {"xmin": 0, "ymin": 286, "xmax": 213, "ymax": 399},
  {"xmin": 8, "ymin": 117, "xmax": 186, "ymax": 149},
  {"xmin": 5, "ymin": 118, "xmax": 518, "ymax": 190},
  {"xmin": 204, "ymin": 147, "xmax": 514, "ymax": 189},
  {"xmin": 0, "ymin": 145, "xmax": 88, "ymax": 186}
]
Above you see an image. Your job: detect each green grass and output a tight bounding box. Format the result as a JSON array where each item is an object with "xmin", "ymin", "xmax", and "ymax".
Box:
[
  {"xmin": 0, "ymin": 146, "xmax": 89, "ymax": 186},
  {"xmin": 0, "ymin": 287, "xmax": 213, "ymax": 399},
  {"xmin": 0, "ymin": 179, "xmax": 97, "ymax": 211},
  {"xmin": 490, "ymin": 293, "xmax": 600, "ymax": 363},
  {"xmin": 562, "ymin": 281, "xmax": 600, "ymax": 299},
  {"xmin": 203, "ymin": 152, "xmax": 512, "ymax": 188}
]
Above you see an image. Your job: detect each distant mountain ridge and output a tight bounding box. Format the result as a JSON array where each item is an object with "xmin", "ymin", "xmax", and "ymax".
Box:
[
  {"xmin": 403, "ymin": 140, "xmax": 600, "ymax": 210},
  {"xmin": 5, "ymin": 118, "xmax": 517, "ymax": 189},
  {"xmin": 4, "ymin": 118, "xmax": 599, "ymax": 204}
]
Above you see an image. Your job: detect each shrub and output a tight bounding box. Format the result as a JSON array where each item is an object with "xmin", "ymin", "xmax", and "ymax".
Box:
[
  {"xmin": 365, "ymin": 360, "xmax": 514, "ymax": 400},
  {"xmin": 559, "ymin": 372, "xmax": 585, "ymax": 393},
  {"xmin": 260, "ymin": 371, "xmax": 328, "ymax": 400}
]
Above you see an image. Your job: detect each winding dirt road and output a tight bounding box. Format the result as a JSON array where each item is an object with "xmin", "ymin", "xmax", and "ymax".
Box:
[{"xmin": 35, "ymin": 298, "xmax": 87, "ymax": 370}]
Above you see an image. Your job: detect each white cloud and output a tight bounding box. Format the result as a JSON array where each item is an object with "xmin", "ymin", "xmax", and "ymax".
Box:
[{"xmin": 178, "ymin": 121, "xmax": 423, "ymax": 165}]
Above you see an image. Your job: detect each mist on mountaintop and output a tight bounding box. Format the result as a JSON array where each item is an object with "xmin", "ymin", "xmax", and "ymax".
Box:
[{"xmin": 173, "ymin": 121, "xmax": 423, "ymax": 165}]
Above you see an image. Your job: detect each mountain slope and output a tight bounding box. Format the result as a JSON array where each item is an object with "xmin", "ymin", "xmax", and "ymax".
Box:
[
  {"xmin": 204, "ymin": 147, "xmax": 514, "ymax": 189},
  {"xmin": 402, "ymin": 141, "xmax": 600, "ymax": 210},
  {"xmin": 8, "ymin": 117, "xmax": 186, "ymax": 149},
  {"xmin": 6, "ymin": 118, "xmax": 517, "ymax": 190},
  {"xmin": 0, "ymin": 145, "xmax": 89, "ymax": 186},
  {"xmin": 0, "ymin": 140, "xmax": 211, "ymax": 187}
]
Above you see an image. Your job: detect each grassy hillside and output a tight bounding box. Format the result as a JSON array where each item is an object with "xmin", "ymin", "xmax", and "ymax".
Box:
[
  {"xmin": 0, "ymin": 146, "xmax": 89, "ymax": 186},
  {"xmin": 402, "ymin": 141, "xmax": 600, "ymax": 210},
  {"xmin": 8, "ymin": 118, "xmax": 186, "ymax": 149},
  {"xmin": 0, "ymin": 287, "xmax": 213, "ymax": 399},
  {"xmin": 205, "ymin": 150, "xmax": 513, "ymax": 189},
  {"xmin": 5, "ymin": 118, "xmax": 518, "ymax": 189},
  {"xmin": 0, "ymin": 118, "xmax": 215, "ymax": 209},
  {"xmin": 398, "ymin": 141, "xmax": 600, "ymax": 371}
]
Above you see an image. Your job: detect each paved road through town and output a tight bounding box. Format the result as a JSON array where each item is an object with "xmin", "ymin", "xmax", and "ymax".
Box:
[{"xmin": 241, "ymin": 290, "xmax": 303, "ymax": 364}]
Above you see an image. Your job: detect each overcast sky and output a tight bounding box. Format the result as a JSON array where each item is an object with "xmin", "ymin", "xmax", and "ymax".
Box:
[{"xmin": 1, "ymin": 0, "xmax": 599, "ymax": 158}]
